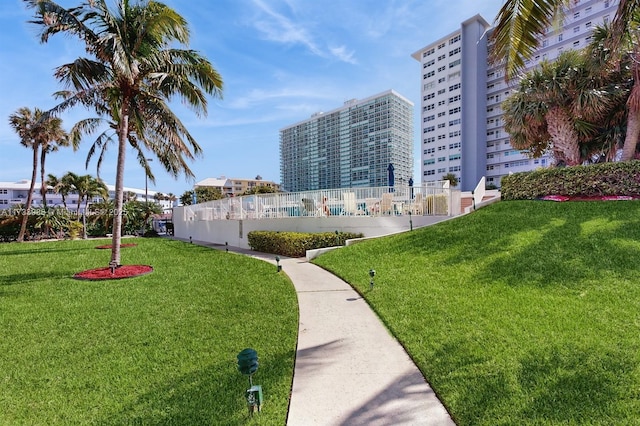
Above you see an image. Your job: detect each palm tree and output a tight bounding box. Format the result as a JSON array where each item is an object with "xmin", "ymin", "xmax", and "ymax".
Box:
[
  {"xmin": 166, "ymin": 192, "xmax": 176, "ymax": 207},
  {"xmin": 39, "ymin": 123, "xmax": 72, "ymax": 208},
  {"xmin": 65, "ymin": 173, "xmax": 108, "ymax": 219},
  {"xmin": 502, "ymin": 27, "xmax": 630, "ymax": 165},
  {"xmin": 26, "ymin": 0, "xmax": 223, "ymax": 267},
  {"xmin": 490, "ymin": 0, "xmax": 640, "ymax": 160},
  {"xmin": 8, "ymin": 106, "xmax": 68, "ymax": 242},
  {"xmin": 46, "ymin": 172, "xmax": 74, "ymax": 209},
  {"xmin": 503, "ymin": 50, "xmax": 618, "ymax": 165}
]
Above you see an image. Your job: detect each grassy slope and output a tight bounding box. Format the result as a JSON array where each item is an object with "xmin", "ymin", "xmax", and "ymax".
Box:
[
  {"xmin": 313, "ymin": 200, "xmax": 640, "ymax": 425},
  {"xmin": 0, "ymin": 238, "xmax": 297, "ymax": 425}
]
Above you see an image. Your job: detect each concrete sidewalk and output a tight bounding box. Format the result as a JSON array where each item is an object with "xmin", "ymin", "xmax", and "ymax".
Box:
[{"xmin": 189, "ymin": 240, "xmax": 454, "ymax": 425}]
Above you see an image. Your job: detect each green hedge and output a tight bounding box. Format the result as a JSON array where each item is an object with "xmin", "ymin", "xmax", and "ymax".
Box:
[
  {"xmin": 248, "ymin": 231, "xmax": 364, "ymax": 258},
  {"xmin": 501, "ymin": 161, "xmax": 640, "ymax": 200},
  {"xmin": 0, "ymin": 215, "xmax": 38, "ymax": 242}
]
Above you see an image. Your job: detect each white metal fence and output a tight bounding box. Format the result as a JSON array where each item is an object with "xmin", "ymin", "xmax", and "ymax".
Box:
[{"xmin": 181, "ymin": 182, "xmax": 453, "ymax": 221}]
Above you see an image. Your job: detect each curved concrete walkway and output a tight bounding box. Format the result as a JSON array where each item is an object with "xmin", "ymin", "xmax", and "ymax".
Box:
[{"xmin": 187, "ymin": 239, "xmax": 454, "ymax": 425}]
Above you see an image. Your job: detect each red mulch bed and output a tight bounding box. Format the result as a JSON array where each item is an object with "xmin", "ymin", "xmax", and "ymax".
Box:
[
  {"xmin": 540, "ymin": 195, "xmax": 639, "ymax": 202},
  {"xmin": 95, "ymin": 243, "xmax": 138, "ymax": 249},
  {"xmin": 73, "ymin": 265, "xmax": 153, "ymax": 281}
]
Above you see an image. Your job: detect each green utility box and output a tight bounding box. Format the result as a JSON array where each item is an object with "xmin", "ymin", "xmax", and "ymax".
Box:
[{"xmin": 246, "ymin": 384, "xmax": 263, "ymax": 412}]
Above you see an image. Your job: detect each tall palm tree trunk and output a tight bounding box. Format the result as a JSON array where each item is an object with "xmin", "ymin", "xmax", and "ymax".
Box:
[
  {"xmin": 621, "ymin": 77, "xmax": 640, "ymax": 161},
  {"xmin": 18, "ymin": 147, "xmax": 39, "ymax": 242},
  {"xmin": 40, "ymin": 149, "xmax": 48, "ymax": 208},
  {"xmin": 110, "ymin": 112, "xmax": 129, "ymax": 267},
  {"xmin": 547, "ymin": 107, "xmax": 582, "ymax": 166},
  {"xmin": 39, "ymin": 149, "xmax": 50, "ymax": 237}
]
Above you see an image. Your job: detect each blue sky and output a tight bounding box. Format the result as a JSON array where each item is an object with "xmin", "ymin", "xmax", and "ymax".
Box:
[{"xmin": 0, "ymin": 0, "xmax": 503, "ymax": 197}]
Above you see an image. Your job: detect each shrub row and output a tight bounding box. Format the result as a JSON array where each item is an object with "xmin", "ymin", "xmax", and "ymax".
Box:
[
  {"xmin": 501, "ymin": 161, "xmax": 640, "ymax": 200},
  {"xmin": 248, "ymin": 230, "xmax": 364, "ymax": 258}
]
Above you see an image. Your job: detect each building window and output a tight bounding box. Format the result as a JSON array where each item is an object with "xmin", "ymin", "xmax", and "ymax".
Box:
[
  {"xmin": 449, "ymin": 59, "xmax": 461, "ymax": 68},
  {"xmin": 449, "ymin": 34, "xmax": 461, "ymax": 44},
  {"xmin": 558, "ymin": 33, "xmax": 563, "ymax": 42},
  {"xmin": 573, "ymin": 26, "xmax": 580, "ymax": 33}
]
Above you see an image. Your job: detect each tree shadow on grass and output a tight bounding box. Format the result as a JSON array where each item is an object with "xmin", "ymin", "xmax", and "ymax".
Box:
[
  {"xmin": 515, "ymin": 345, "xmax": 634, "ymax": 423},
  {"xmin": 0, "ymin": 246, "xmax": 88, "ymax": 257},
  {"xmin": 0, "ymin": 271, "xmax": 71, "ymax": 286},
  {"xmin": 425, "ymin": 339, "xmax": 634, "ymax": 425},
  {"xmin": 96, "ymin": 349, "xmax": 295, "ymax": 425}
]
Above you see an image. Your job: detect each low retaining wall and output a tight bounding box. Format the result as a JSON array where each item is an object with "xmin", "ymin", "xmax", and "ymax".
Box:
[{"xmin": 172, "ymin": 211, "xmax": 450, "ymax": 250}]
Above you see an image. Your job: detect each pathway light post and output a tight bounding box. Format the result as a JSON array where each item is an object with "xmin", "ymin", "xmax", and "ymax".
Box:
[{"xmin": 369, "ymin": 269, "xmax": 376, "ymax": 290}]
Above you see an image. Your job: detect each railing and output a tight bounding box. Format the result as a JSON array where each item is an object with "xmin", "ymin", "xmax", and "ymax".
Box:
[
  {"xmin": 471, "ymin": 177, "xmax": 486, "ymax": 211},
  {"xmin": 181, "ymin": 182, "xmax": 453, "ymax": 221}
]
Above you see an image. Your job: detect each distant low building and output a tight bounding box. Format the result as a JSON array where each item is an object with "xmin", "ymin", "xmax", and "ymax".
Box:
[
  {"xmin": 195, "ymin": 176, "xmax": 280, "ymax": 197},
  {"xmin": 0, "ymin": 180, "xmax": 172, "ymax": 211}
]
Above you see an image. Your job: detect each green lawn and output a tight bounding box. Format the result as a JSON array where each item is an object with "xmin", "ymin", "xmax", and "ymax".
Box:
[
  {"xmin": 0, "ymin": 238, "xmax": 298, "ymax": 425},
  {"xmin": 313, "ymin": 200, "xmax": 640, "ymax": 425}
]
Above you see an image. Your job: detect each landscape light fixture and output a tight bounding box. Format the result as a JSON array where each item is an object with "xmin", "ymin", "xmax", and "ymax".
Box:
[
  {"xmin": 275, "ymin": 256, "xmax": 281, "ymax": 272},
  {"xmin": 369, "ymin": 269, "xmax": 376, "ymax": 290},
  {"xmin": 408, "ymin": 210, "xmax": 413, "ymax": 231},
  {"xmin": 189, "ymin": 236, "xmax": 192, "ymax": 244},
  {"xmin": 236, "ymin": 348, "xmax": 263, "ymax": 414},
  {"xmin": 225, "ymin": 241, "xmax": 228, "ymax": 252}
]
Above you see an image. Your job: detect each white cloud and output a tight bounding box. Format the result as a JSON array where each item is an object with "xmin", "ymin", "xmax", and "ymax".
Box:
[
  {"xmin": 329, "ymin": 45, "xmax": 357, "ymax": 64},
  {"xmin": 250, "ymin": 0, "xmax": 357, "ymax": 64}
]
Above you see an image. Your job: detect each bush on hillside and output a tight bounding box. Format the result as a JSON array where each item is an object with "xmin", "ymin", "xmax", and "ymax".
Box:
[{"xmin": 501, "ymin": 161, "xmax": 640, "ymax": 200}]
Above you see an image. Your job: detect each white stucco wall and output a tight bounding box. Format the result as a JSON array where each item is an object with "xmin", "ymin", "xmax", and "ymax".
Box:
[{"xmin": 172, "ymin": 212, "xmax": 452, "ymax": 250}]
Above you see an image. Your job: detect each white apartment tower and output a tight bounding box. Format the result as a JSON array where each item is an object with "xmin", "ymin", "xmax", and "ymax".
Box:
[
  {"xmin": 413, "ymin": 0, "xmax": 619, "ymax": 191},
  {"xmin": 280, "ymin": 90, "xmax": 414, "ymax": 192}
]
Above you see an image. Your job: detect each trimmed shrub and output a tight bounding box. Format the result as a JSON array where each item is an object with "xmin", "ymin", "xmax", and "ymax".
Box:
[
  {"xmin": 501, "ymin": 161, "xmax": 640, "ymax": 200},
  {"xmin": 248, "ymin": 231, "xmax": 364, "ymax": 257}
]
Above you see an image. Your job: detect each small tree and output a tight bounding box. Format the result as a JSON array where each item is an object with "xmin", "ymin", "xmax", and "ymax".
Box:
[{"xmin": 442, "ymin": 173, "xmax": 459, "ymax": 188}]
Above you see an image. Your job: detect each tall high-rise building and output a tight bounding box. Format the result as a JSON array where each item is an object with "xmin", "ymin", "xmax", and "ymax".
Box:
[
  {"xmin": 412, "ymin": 0, "xmax": 619, "ymax": 191},
  {"xmin": 279, "ymin": 90, "xmax": 414, "ymax": 192}
]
